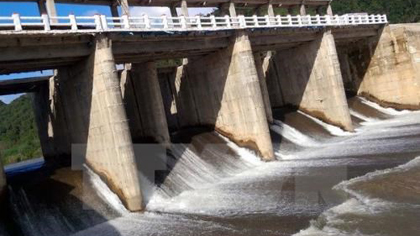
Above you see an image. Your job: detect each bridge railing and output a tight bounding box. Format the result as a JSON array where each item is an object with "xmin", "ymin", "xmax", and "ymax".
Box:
[{"xmin": 0, "ymin": 13, "xmax": 388, "ymax": 32}]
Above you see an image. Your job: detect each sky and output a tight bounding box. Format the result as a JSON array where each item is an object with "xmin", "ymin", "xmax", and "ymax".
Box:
[{"xmin": 0, "ymin": 2, "xmax": 214, "ymax": 104}]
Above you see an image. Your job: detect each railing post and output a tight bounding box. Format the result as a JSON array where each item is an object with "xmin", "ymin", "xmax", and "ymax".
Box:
[
  {"xmin": 122, "ymin": 15, "xmax": 130, "ymax": 29},
  {"xmin": 94, "ymin": 14, "xmax": 102, "ymax": 30},
  {"xmin": 307, "ymin": 14, "xmax": 311, "ymax": 25},
  {"xmin": 287, "ymin": 15, "xmax": 292, "ymax": 26},
  {"xmin": 180, "ymin": 15, "xmax": 187, "ymax": 29},
  {"xmin": 196, "ymin": 16, "xmax": 202, "ymax": 29},
  {"xmin": 325, "ymin": 15, "xmax": 331, "ymax": 25},
  {"xmin": 253, "ymin": 15, "xmax": 258, "ymax": 26},
  {"xmin": 265, "ymin": 15, "xmax": 270, "ymax": 26},
  {"xmin": 162, "ymin": 15, "xmax": 168, "ymax": 29},
  {"xmin": 276, "ymin": 15, "xmax": 281, "ymax": 26},
  {"xmin": 41, "ymin": 14, "xmax": 50, "ymax": 31},
  {"xmin": 69, "ymin": 14, "xmax": 77, "ymax": 30},
  {"xmin": 210, "ymin": 15, "xmax": 216, "ymax": 28},
  {"xmin": 225, "ymin": 15, "xmax": 231, "ymax": 28},
  {"xmin": 12, "ymin": 13, "xmax": 22, "ymax": 31},
  {"xmin": 144, "ymin": 14, "xmax": 151, "ymax": 29},
  {"xmin": 316, "ymin": 14, "xmax": 320, "ymax": 25},
  {"xmin": 239, "ymin": 15, "xmax": 246, "ymax": 28},
  {"xmin": 100, "ymin": 15, "xmax": 108, "ymax": 30},
  {"xmin": 383, "ymin": 14, "xmax": 388, "ymax": 23},
  {"xmin": 297, "ymin": 15, "xmax": 302, "ymax": 26}
]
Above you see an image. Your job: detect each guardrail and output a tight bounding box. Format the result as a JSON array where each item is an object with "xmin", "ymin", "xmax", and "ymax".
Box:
[{"xmin": 0, "ymin": 13, "xmax": 388, "ymax": 32}]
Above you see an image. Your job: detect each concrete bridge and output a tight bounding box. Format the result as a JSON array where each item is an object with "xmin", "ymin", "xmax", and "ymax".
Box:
[{"xmin": 1, "ymin": 0, "xmax": 420, "ymax": 212}]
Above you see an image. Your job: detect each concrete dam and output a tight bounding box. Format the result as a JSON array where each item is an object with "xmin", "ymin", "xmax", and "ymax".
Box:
[{"xmin": 0, "ymin": 0, "xmax": 420, "ymax": 235}]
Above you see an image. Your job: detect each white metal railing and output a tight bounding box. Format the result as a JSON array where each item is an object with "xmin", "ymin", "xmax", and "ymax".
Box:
[{"xmin": 0, "ymin": 13, "xmax": 388, "ymax": 32}]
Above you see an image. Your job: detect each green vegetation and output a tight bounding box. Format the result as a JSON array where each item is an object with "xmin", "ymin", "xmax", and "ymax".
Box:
[
  {"xmin": 331, "ymin": 0, "xmax": 420, "ymax": 24},
  {"xmin": 212, "ymin": 0, "xmax": 419, "ymax": 24},
  {"xmin": 0, "ymin": 95, "xmax": 42, "ymax": 165}
]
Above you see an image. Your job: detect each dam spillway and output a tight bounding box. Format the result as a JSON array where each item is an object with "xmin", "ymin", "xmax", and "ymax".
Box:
[
  {"xmin": 1, "ymin": 97, "xmax": 420, "ymax": 236},
  {"xmin": 0, "ymin": 0, "xmax": 420, "ymax": 234}
]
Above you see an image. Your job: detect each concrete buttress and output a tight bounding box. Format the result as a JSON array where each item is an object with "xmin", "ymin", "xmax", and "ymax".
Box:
[
  {"xmin": 120, "ymin": 62, "xmax": 171, "ymax": 147},
  {"xmin": 338, "ymin": 25, "xmax": 420, "ymax": 110},
  {"xmin": 59, "ymin": 35, "xmax": 143, "ymax": 211},
  {"xmin": 176, "ymin": 31, "xmax": 275, "ymax": 161},
  {"xmin": 254, "ymin": 52, "xmax": 274, "ymax": 123},
  {"xmin": 268, "ymin": 31, "xmax": 353, "ymax": 131}
]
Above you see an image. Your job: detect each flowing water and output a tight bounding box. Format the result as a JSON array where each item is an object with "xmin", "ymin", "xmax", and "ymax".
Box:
[{"xmin": 1, "ymin": 96, "xmax": 420, "ymax": 236}]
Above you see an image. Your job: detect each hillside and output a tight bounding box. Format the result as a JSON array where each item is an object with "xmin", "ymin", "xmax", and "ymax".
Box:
[
  {"xmin": 210, "ymin": 0, "xmax": 419, "ymax": 23},
  {"xmin": 332, "ymin": 0, "xmax": 420, "ymax": 24},
  {"xmin": 0, "ymin": 95, "xmax": 42, "ymax": 165}
]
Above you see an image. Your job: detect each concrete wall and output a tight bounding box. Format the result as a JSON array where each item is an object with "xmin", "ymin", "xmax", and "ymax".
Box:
[
  {"xmin": 338, "ymin": 25, "xmax": 420, "ymax": 110},
  {"xmin": 175, "ymin": 31, "xmax": 274, "ymax": 160},
  {"xmin": 266, "ymin": 31, "xmax": 353, "ymax": 131},
  {"xmin": 120, "ymin": 62, "xmax": 170, "ymax": 147},
  {"xmin": 58, "ymin": 35, "xmax": 143, "ymax": 211}
]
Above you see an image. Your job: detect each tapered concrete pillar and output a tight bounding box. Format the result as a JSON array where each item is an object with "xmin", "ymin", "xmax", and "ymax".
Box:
[
  {"xmin": 59, "ymin": 35, "xmax": 143, "ymax": 211},
  {"xmin": 267, "ymin": 4, "xmax": 275, "ymax": 17},
  {"xmin": 254, "ymin": 53, "xmax": 274, "ymax": 123},
  {"xmin": 56, "ymin": 67, "xmax": 89, "ymax": 145},
  {"xmin": 229, "ymin": 1, "xmax": 237, "ymax": 17},
  {"xmin": 177, "ymin": 31, "xmax": 274, "ymax": 160},
  {"xmin": 31, "ymin": 83, "xmax": 55, "ymax": 161},
  {"xmin": 170, "ymin": 4, "xmax": 178, "ymax": 17},
  {"xmin": 327, "ymin": 3, "xmax": 333, "ymax": 16},
  {"xmin": 110, "ymin": 3, "xmax": 119, "ymax": 17},
  {"xmin": 338, "ymin": 25, "xmax": 420, "ymax": 110},
  {"xmin": 272, "ymin": 31, "xmax": 353, "ymax": 131},
  {"xmin": 299, "ymin": 4, "xmax": 306, "ymax": 15},
  {"xmin": 116, "ymin": 0, "xmax": 130, "ymax": 16},
  {"xmin": 180, "ymin": 0, "xmax": 189, "ymax": 16},
  {"xmin": 31, "ymin": 77, "xmax": 72, "ymax": 165},
  {"xmin": 37, "ymin": 0, "xmax": 57, "ymax": 23},
  {"xmin": 87, "ymin": 35, "xmax": 142, "ymax": 211},
  {"xmin": 120, "ymin": 62, "xmax": 170, "ymax": 147}
]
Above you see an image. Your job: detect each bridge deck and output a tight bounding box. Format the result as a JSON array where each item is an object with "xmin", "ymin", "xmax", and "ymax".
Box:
[
  {"xmin": 0, "ymin": 76, "xmax": 50, "ymax": 95},
  {"xmin": 0, "ymin": 0, "xmax": 331, "ymax": 7},
  {"xmin": 0, "ymin": 14, "xmax": 386, "ymax": 74}
]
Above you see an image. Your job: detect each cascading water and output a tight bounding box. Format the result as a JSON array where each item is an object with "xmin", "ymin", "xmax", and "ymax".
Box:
[{"xmin": 1, "ymin": 96, "xmax": 420, "ymax": 236}]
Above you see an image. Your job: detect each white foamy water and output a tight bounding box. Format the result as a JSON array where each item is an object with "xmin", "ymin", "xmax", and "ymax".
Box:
[
  {"xmin": 350, "ymin": 109, "xmax": 378, "ymax": 123},
  {"xmin": 359, "ymin": 97, "xmax": 414, "ymax": 116},
  {"xmin": 271, "ymin": 120, "xmax": 322, "ymax": 147},
  {"xmin": 11, "ymin": 98, "xmax": 420, "ymax": 236},
  {"xmin": 145, "ymin": 133, "xmax": 263, "ymax": 213},
  {"xmin": 84, "ymin": 166, "xmax": 130, "ymax": 215},
  {"xmin": 294, "ymin": 157, "xmax": 420, "ymax": 236},
  {"xmin": 298, "ymin": 111, "xmax": 354, "ymax": 137}
]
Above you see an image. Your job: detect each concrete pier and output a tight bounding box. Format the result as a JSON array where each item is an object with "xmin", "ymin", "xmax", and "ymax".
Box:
[
  {"xmin": 266, "ymin": 31, "xmax": 354, "ymax": 131},
  {"xmin": 157, "ymin": 68, "xmax": 180, "ymax": 132},
  {"xmin": 254, "ymin": 53, "xmax": 274, "ymax": 123},
  {"xmin": 337, "ymin": 25, "xmax": 420, "ymax": 110},
  {"xmin": 30, "ymin": 83, "xmax": 55, "ymax": 162},
  {"xmin": 120, "ymin": 62, "xmax": 170, "ymax": 146},
  {"xmin": 58, "ymin": 35, "xmax": 143, "ymax": 211},
  {"xmin": 175, "ymin": 31, "xmax": 275, "ymax": 160}
]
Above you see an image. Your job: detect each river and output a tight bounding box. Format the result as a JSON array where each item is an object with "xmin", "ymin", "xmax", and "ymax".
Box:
[{"xmin": 1, "ymin": 96, "xmax": 420, "ymax": 236}]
